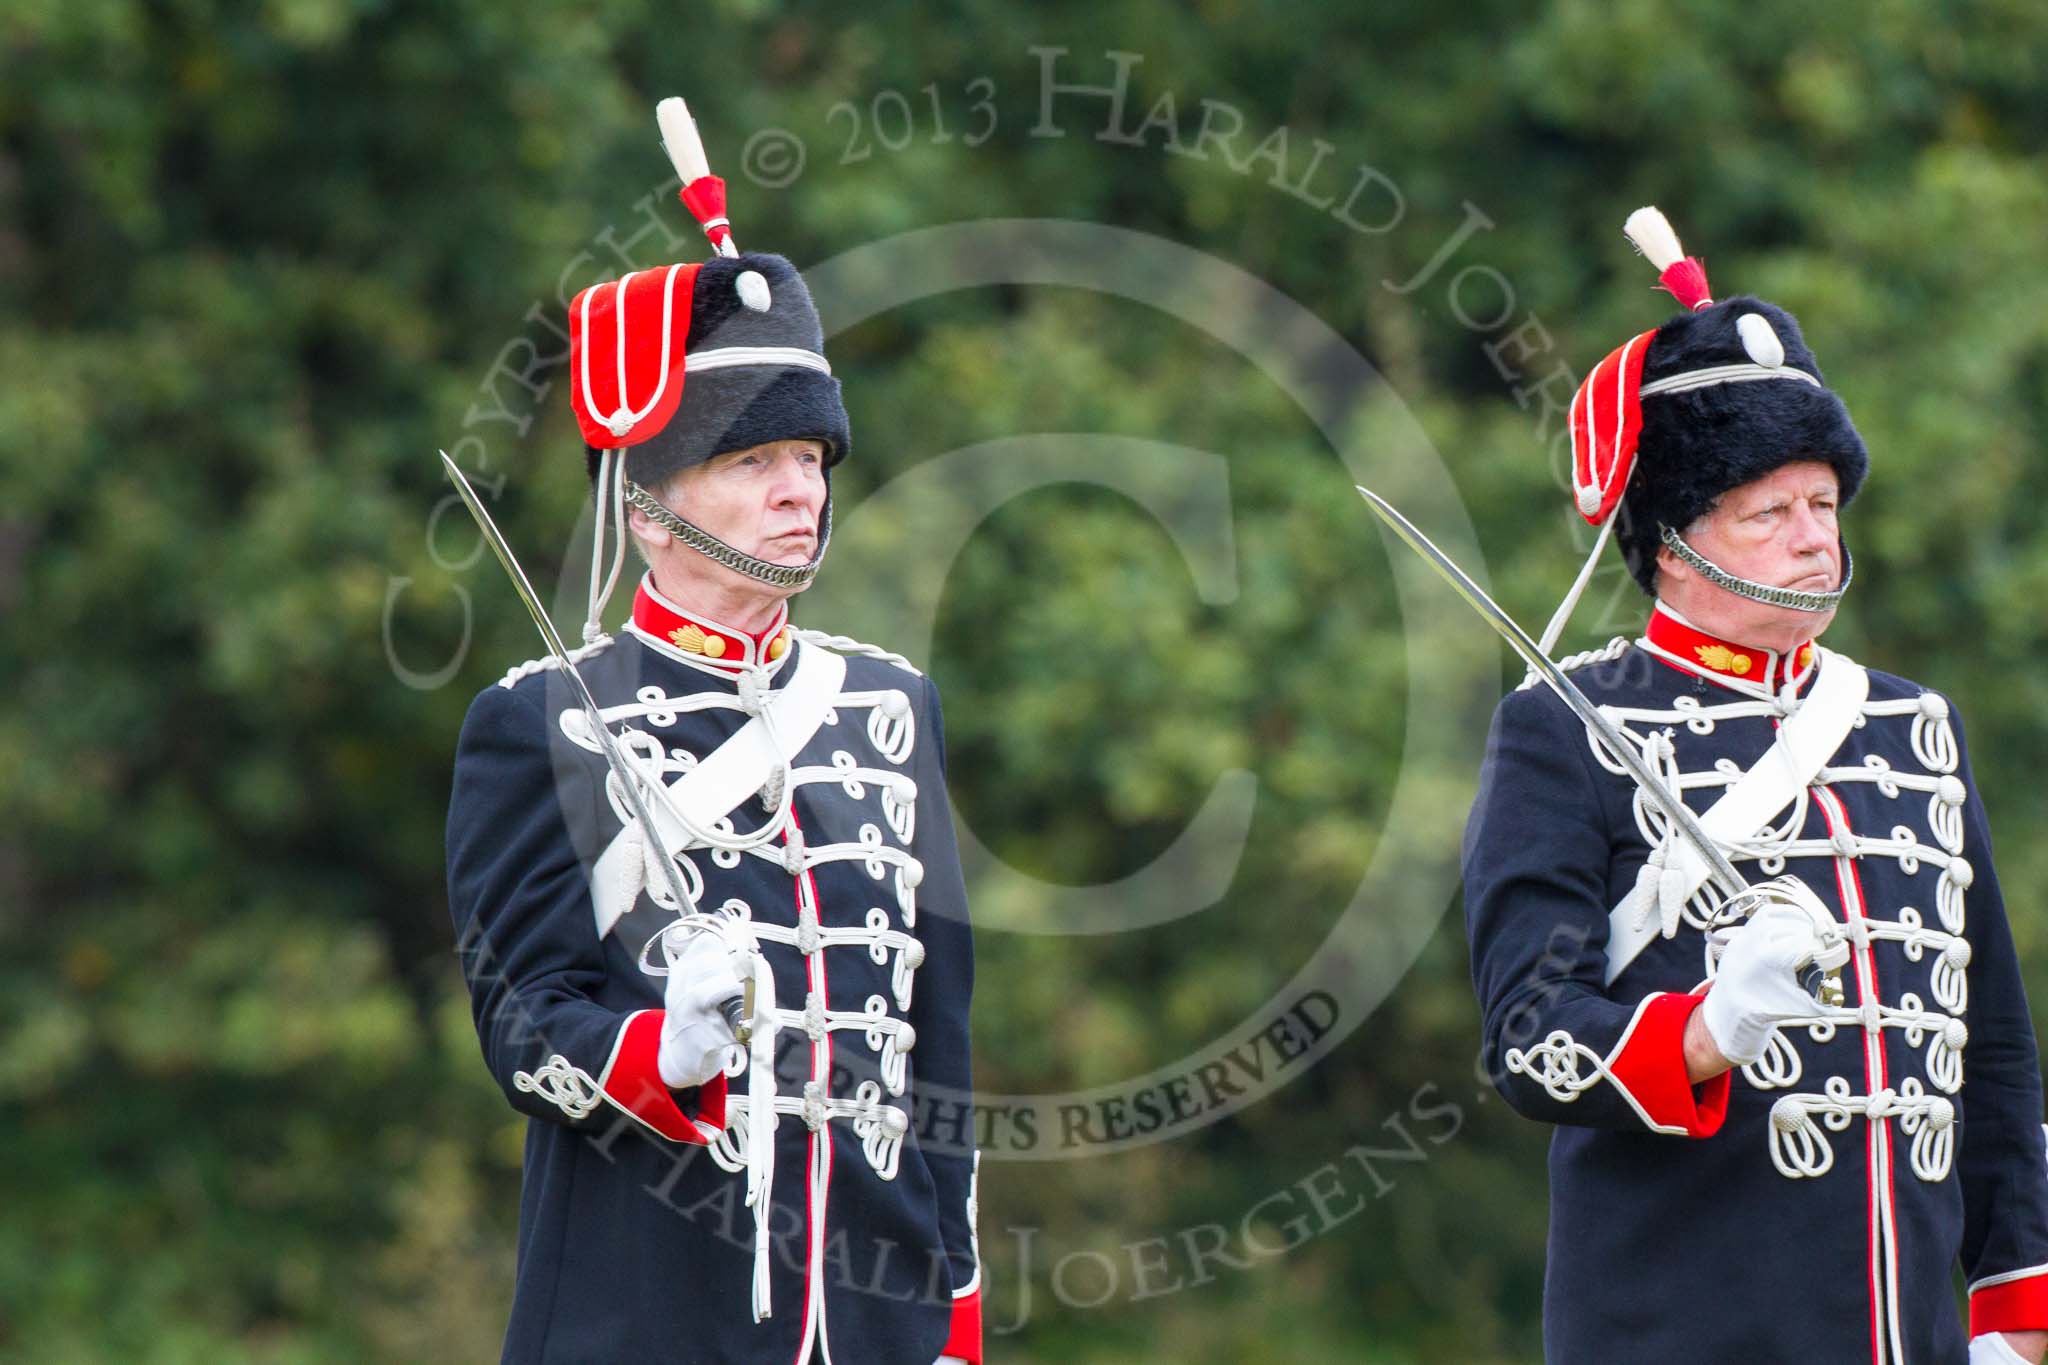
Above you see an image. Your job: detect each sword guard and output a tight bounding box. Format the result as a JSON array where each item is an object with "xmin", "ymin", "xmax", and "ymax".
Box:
[
  {"xmin": 721, "ymin": 990, "xmax": 753, "ymax": 1047},
  {"xmin": 1802, "ymin": 963, "xmax": 1847, "ymax": 1009}
]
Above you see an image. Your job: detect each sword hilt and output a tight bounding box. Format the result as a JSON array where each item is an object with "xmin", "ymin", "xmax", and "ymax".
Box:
[
  {"xmin": 720, "ymin": 991, "xmax": 753, "ymax": 1047},
  {"xmin": 1801, "ymin": 963, "xmax": 1847, "ymax": 1010},
  {"xmin": 719, "ymin": 967, "xmax": 757, "ymax": 1048}
]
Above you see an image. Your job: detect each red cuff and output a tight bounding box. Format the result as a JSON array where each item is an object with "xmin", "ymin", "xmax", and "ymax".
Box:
[
  {"xmin": 599, "ymin": 1010, "xmax": 729, "ymax": 1144},
  {"xmin": 1973, "ymin": 1270, "xmax": 2048, "ymax": 1335},
  {"xmin": 1606, "ymin": 991, "xmax": 1730, "ymax": 1138},
  {"xmin": 941, "ymin": 1285, "xmax": 981, "ymax": 1362}
]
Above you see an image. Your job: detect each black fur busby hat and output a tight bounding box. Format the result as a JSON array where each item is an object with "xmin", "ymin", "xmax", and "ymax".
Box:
[
  {"xmin": 574, "ymin": 251, "xmax": 851, "ymax": 491},
  {"xmin": 567, "ymin": 98, "xmax": 849, "ymax": 489},
  {"xmin": 1615, "ymin": 293, "xmax": 1867, "ymax": 593},
  {"xmin": 1563, "ymin": 207, "xmax": 1869, "ymax": 602}
]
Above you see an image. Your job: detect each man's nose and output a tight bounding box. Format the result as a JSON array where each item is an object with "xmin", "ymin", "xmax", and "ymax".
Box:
[
  {"xmin": 1787, "ymin": 500, "xmax": 1833, "ymax": 554},
  {"xmin": 769, "ymin": 461, "xmax": 821, "ymax": 510}
]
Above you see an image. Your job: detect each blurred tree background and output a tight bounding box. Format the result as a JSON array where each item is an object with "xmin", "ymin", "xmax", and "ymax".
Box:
[{"xmin": 6, "ymin": 0, "xmax": 2048, "ymax": 1360}]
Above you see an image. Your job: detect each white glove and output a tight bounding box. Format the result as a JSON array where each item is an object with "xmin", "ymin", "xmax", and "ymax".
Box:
[
  {"xmin": 1971, "ymin": 1333, "xmax": 2035, "ymax": 1365},
  {"xmin": 1702, "ymin": 902, "xmax": 1827, "ymax": 1066},
  {"xmin": 657, "ymin": 928, "xmax": 746, "ymax": 1089}
]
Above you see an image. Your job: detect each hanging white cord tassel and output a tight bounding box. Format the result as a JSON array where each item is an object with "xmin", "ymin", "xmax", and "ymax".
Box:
[
  {"xmin": 584, "ymin": 448, "xmax": 614, "ymax": 644},
  {"xmin": 1534, "ymin": 513, "xmax": 1618, "ymax": 657},
  {"xmin": 583, "ymin": 453, "xmax": 633, "ymax": 642},
  {"xmin": 745, "ymin": 953, "xmax": 779, "ymax": 1321},
  {"xmin": 601, "ymin": 458, "xmax": 631, "ymax": 617}
]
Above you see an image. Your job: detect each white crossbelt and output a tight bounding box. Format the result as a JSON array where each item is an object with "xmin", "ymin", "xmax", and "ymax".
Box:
[
  {"xmin": 1603, "ymin": 647, "xmax": 1869, "ymax": 982},
  {"xmin": 593, "ymin": 644, "xmax": 848, "ymax": 939}
]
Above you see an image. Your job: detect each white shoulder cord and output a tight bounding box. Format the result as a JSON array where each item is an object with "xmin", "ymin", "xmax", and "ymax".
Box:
[{"xmin": 791, "ymin": 628, "xmax": 923, "ymax": 676}]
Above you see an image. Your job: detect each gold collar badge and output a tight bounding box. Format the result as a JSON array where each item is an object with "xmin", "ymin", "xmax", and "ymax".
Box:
[
  {"xmin": 668, "ymin": 623, "xmax": 790, "ymax": 661},
  {"xmin": 1694, "ymin": 643, "xmax": 1752, "ymax": 676},
  {"xmin": 669, "ymin": 623, "xmax": 728, "ymax": 658}
]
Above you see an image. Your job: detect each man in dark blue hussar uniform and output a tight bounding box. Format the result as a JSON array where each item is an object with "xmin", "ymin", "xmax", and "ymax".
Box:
[
  {"xmin": 1465, "ymin": 207, "xmax": 2048, "ymax": 1364},
  {"xmin": 446, "ymin": 99, "xmax": 981, "ymax": 1364}
]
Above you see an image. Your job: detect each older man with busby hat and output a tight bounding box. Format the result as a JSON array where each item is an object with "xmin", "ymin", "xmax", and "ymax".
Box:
[
  {"xmin": 446, "ymin": 97, "xmax": 982, "ymax": 1365},
  {"xmin": 1463, "ymin": 207, "xmax": 2048, "ymax": 1363}
]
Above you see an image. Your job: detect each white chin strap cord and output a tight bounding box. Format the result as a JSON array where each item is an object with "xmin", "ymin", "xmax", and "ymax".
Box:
[
  {"xmin": 585, "ymin": 448, "xmax": 633, "ymax": 644},
  {"xmin": 1535, "ymin": 513, "xmax": 1619, "ymax": 657}
]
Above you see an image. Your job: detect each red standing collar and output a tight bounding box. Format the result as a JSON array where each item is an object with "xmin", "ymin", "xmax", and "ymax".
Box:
[
  {"xmin": 1643, "ymin": 603, "xmax": 1815, "ymax": 692},
  {"xmin": 630, "ymin": 575, "xmax": 791, "ymax": 670}
]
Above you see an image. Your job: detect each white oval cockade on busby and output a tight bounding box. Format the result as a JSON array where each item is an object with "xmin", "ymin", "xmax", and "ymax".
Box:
[
  {"xmin": 1537, "ymin": 207, "xmax": 1869, "ymax": 654},
  {"xmin": 569, "ymin": 98, "xmax": 851, "ymax": 642}
]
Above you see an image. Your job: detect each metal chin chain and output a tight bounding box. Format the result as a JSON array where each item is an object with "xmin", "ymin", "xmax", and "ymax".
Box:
[
  {"xmin": 1659, "ymin": 524, "xmax": 1853, "ymax": 613},
  {"xmin": 624, "ymin": 479, "xmax": 832, "ymax": 589}
]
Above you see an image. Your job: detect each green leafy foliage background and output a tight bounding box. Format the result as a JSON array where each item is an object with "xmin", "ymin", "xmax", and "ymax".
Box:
[{"xmin": 6, "ymin": 2, "xmax": 2047, "ymax": 1359}]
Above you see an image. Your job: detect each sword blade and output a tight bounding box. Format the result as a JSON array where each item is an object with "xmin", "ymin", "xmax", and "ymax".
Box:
[
  {"xmin": 441, "ymin": 451, "xmax": 753, "ymax": 1040},
  {"xmin": 1355, "ymin": 485, "xmax": 1748, "ymax": 899},
  {"xmin": 441, "ymin": 451, "xmax": 577, "ymax": 674}
]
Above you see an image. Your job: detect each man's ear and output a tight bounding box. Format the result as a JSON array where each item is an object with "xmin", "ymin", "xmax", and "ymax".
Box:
[
  {"xmin": 1655, "ymin": 542, "xmax": 1688, "ymax": 586},
  {"xmin": 625, "ymin": 496, "xmax": 672, "ymax": 551}
]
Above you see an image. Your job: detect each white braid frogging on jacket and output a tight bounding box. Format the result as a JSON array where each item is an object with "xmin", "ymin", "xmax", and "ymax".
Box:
[
  {"xmin": 549, "ymin": 632, "xmax": 938, "ymax": 1321},
  {"xmin": 1577, "ymin": 664, "xmax": 1969, "ymax": 1186}
]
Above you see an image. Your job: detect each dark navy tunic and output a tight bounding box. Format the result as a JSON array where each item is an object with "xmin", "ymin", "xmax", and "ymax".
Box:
[
  {"xmin": 448, "ymin": 582, "xmax": 980, "ymax": 1364},
  {"xmin": 1466, "ymin": 606, "xmax": 2048, "ymax": 1363}
]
